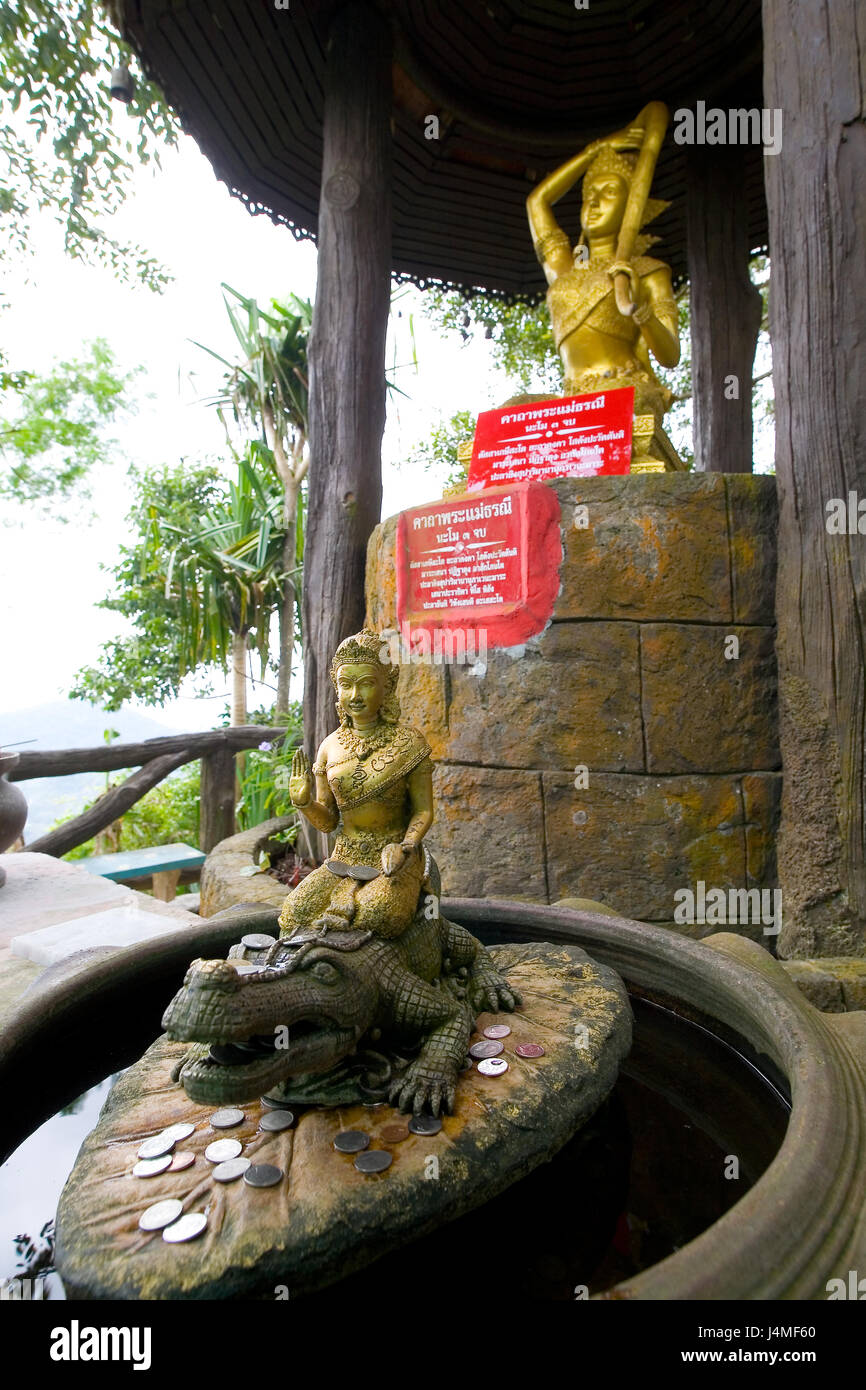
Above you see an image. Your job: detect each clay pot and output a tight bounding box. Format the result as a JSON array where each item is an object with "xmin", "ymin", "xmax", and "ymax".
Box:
[{"xmin": 0, "ymin": 751, "xmax": 27, "ymax": 888}]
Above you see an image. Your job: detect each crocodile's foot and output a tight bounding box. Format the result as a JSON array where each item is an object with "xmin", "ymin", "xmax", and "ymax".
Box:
[
  {"xmin": 387, "ymin": 1056, "xmax": 458, "ymax": 1117},
  {"xmin": 470, "ymin": 966, "xmax": 522, "ymax": 1016}
]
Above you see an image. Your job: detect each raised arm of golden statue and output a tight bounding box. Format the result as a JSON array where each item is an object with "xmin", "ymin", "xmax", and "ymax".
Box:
[{"xmin": 526, "ymin": 102, "xmax": 683, "ymax": 470}]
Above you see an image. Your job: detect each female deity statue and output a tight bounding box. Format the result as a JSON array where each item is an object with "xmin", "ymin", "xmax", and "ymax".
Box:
[
  {"xmin": 526, "ymin": 101, "xmax": 680, "ymax": 436},
  {"xmin": 278, "ymin": 629, "xmax": 433, "ymax": 941}
]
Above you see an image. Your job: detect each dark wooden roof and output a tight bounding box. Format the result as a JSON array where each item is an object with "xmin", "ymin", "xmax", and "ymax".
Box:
[{"xmin": 118, "ymin": 0, "xmax": 767, "ymax": 297}]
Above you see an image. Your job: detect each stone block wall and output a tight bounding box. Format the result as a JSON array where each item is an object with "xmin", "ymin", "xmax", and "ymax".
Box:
[{"xmin": 366, "ymin": 474, "xmax": 780, "ymax": 937}]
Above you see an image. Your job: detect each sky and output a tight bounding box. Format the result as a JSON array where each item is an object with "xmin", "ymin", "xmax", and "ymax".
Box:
[{"xmin": 0, "ymin": 125, "xmax": 506, "ymax": 730}]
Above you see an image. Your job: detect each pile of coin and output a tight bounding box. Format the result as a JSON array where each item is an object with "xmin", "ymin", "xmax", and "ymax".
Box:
[{"xmin": 467, "ymin": 1020, "xmax": 548, "ymax": 1076}]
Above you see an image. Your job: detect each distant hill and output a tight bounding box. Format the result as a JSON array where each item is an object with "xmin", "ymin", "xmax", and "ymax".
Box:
[{"xmin": 1, "ymin": 702, "xmax": 189, "ymax": 842}]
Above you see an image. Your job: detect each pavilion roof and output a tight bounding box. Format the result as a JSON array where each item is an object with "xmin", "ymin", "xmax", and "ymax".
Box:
[{"xmin": 117, "ymin": 0, "xmax": 767, "ymax": 297}]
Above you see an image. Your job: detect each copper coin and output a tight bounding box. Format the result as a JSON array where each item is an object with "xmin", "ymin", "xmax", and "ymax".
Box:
[
  {"xmin": 483, "ymin": 1024, "xmax": 511, "ymax": 1039},
  {"xmin": 333, "ymin": 1130, "xmax": 370, "ymax": 1154},
  {"xmin": 380, "ymin": 1124, "xmax": 410, "ymax": 1144},
  {"xmin": 169, "ymin": 1151, "xmax": 196, "ymax": 1172},
  {"xmin": 469, "ymin": 1039, "xmax": 504, "ymax": 1060},
  {"xmin": 354, "ymin": 1150, "xmax": 392, "ymax": 1174},
  {"xmin": 132, "ymin": 1156, "xmax": 173, "ymax": 1178},
  {"xmin": 477, "ymin": 1057, "xmax": 509, "ymax": 1077},
  {"xmin": 209, "ymin": 1107, "xmax": 245, "ymax": 1129},
  {"xmin": 514, "ymin": 1043, "xmax": 545, "ymax": 1058},
  {"xmin": 260, "ymin": 1110, "xmax": 294, "ymax": 1132}
]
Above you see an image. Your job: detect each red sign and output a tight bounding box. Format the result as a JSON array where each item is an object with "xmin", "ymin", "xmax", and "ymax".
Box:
[
  {"xmin": 395, "ymin": 482, "xmax": 561, "ymax": 650},
  {"xmin": 467, "ymin": 387, "xmax": 634, "ymax": 489}
]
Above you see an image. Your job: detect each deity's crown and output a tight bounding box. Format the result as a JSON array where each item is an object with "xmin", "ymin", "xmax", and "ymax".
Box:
[
  {"xmin": 584, "ymin": 144, "xmax": 669, "ymax": 228},
  {"xmin": 330, "ymin": 628, "xmax": 397, "ymax": 690}
]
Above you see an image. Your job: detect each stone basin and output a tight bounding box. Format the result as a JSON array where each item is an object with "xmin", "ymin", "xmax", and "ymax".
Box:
[{"xmin": 54, "ymin": 939, "xmax": 632, "ymax": 1300}]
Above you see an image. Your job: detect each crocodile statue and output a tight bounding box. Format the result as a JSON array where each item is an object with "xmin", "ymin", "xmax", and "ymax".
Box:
[{"xmin": 163, "ymin": 898, "xmax": 520, "ymax": 1116}]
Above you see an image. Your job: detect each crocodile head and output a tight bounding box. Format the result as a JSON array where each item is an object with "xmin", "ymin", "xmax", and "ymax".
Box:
[{"xmin": 162, "ymin": 933, "xmax": 381, "ymax": 1105}]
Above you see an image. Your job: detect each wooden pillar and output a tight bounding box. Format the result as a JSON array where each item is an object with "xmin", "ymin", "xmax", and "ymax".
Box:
[
  {"xmin": 764, "ymin": 0, "xmax": 866, "ymax": 955},
  {"xmin": 686, "ymin": 145, "xmax": 762, "ymax": 472},
  {"xmin": 200, "ymin": 745, "xmax": 236, "ymax": 852},
  {"xmin": 304, "ymin": 0, "xmax": 392, "ymax": 765}
]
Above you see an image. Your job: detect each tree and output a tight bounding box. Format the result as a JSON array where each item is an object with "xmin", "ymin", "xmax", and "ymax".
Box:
[
  {"xmin": 0, "ymin": 338, "xmax": 140, "ymax": 508},
  {"xmin": 71, "ymin": 460, "xmax": 226, "ymax": 709},
  {"xmin": 195, "ymin": 285, "xmax": 311, "ymax": 718},
  {"xmin": 0, "ymin": 1, "xmax": 178, "ymax": 295}
]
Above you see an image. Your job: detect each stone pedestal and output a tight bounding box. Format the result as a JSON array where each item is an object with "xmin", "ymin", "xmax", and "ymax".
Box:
[{"xmin": 366, "ymin": 474, "xmax": 780, "ymax": 936}]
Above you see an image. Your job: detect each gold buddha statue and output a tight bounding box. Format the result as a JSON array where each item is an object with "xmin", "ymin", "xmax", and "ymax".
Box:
[
  {"xmin": 278, "ymin": 629, "xmax": 433, "ymax": 941},
  {"xmin": 526, "ymin": 101, "xmax": 683, "ymax": 469}
]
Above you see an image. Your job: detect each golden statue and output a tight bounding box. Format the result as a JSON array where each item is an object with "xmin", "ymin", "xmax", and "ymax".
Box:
[
  {"xmin": 278, "ymin": 629, "xmax": 434, "ymax": 940},
  {"xmin": 527, "ymin": 101, "xmax": 683, "ymax": 470}
]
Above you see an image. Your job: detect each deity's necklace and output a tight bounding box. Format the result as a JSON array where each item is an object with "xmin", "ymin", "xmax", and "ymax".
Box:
[{"xmin": 337, "ymin": 719, "xmax": 394, "ymax": 758}]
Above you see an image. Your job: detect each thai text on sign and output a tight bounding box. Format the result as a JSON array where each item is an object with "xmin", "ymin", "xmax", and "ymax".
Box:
[
  {"xmin": 395, "ymin": 482, "xmax": 562, "ymax": 650},
  {"xmin": 467, "ymin": 387, "xmax": 634, "ymax": 489}
]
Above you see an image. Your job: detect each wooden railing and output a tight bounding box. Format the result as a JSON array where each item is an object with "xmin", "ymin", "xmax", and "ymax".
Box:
[{"xmin": 9, "ymin": 726, "xmax": 297, "ymax": 858}]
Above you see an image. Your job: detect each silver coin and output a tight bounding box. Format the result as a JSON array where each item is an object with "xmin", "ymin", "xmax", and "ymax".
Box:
[
  {"xmin": 333, "ymin": 1130, "xmax": 370, "ymax": 1154},
  {"xmin": 483, "ymin": 1024, "xmax": 511, "ymax": 1039},
  {"xmin": 137, "ymin": 1133, "xmax": 176, "ymax": 1160},
  {"xmin": 408, "ymin": 1114, "xmax": 442, "ymax": 1136},
  {"xmin": 354, "ymin": 1150, "xmax": 392, "ymax": 1174},
  {"xmin": 261, "ymin": 1095, "xmax": 295, "ymax": 1110},
  {"xmin": 234, "ymin": 963, "xmax": 261, "ymax": 975},
  {"xmin": 132, "ymin": 1156, "xmax": 173, "ymax": 1178},
  {"xmin": 243, "ymin": 1163, "xmax": 284, "ymax": 1188},
  {"xmin": 209, "ymin": 1107, "xmax": 245, "ymax": 1129},
  {"xmin": 469, "ymin": 1039, "xmax": 504, "ymax": 1060},
  {"xmin": 212, "ymin": 1156, "xmax": 251, "ymax": 1183},
  {"xmin": 162, "ymin": 1212, "xmax": 207, "ymax": 1243},
  {"xmin": 161, "ymin": 1122, "xmax": 196, "ymax": 1143},
  {"xmin": 138, "ymin": 1199, "xmax": 183, "ymax": 1232},
  {"xmin": 260, "ymin": 1110, "xmax": 294, "ymax": 1132},
  {"xmin": 205, "ymin": 1138, "xmax": 243, "ymax": 1163},
  {"xmin": 241, "ymin": 933, "xmax": 276, "ymax": 950},
  {"xmin": 477, "ymin": 1057, "xmax": 509, "ymax": 1077},
  {"xmin": 169, "ymin": 1151, "xmax": 196, "ymax": 1172}
]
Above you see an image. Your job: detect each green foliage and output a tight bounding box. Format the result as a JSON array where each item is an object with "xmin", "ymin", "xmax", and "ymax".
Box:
[
  {"xmin": 70, "ymin": 460, "xmax": 226, "ymax": 709},
  {"xmin": 405, "ymin": 408, "xmax": 478, "ymax": 493},
  {"xmin": 423, "ymin": 289, "xmax": 561, "ymax": 395},
  {"xmin": 235, "ymin": 712, "xmax": 302, "ymax": 831},
  {"xmin": 0, "ymin": 338, "xmax": 140, "ymax": 508},
  {"xmin": 60, "ymin": 761, "xmax": 202, "ymax": 860},
  {"xmin": 0, "ymin": 0, "xmax": 179, "ymax": 291}
]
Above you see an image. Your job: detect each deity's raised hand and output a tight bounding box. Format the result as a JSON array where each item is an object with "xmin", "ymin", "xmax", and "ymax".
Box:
[{"xmin": 289, "ymin": 749, "xmax": 312, "ymax": 807}]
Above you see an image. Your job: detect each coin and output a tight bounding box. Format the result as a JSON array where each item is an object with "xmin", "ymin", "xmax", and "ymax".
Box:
[
  {"xmin": 205, "ymin": 1138, "xmax": 243, "ymax": 1163},
  {"xmin": 333, "ymin": 1130, "xmax": 370, "ymax": 1154},
  {"xmin": 139, "ymin": 1199, "xmax": 183, "ymax": 1232},
  {"xmin": 234, "ymin": 963, "xmax": 261, "ymax": 975},
  {"xmin": 162, "ymin": 1212, "xmax": 207, "ymax": 1243},
  {"xmin": 212, "ymin": 1157, "xmax": 251, "ymax": 1183},
  {"xmin": 209, "ymin": 1107, "xmax": 245, "ymax": 1129},
  {"xmin": 260, "ymin": 1109, "xmax": 295, "ymax": 1132},
  {"xmin": 469, "ymin": 1039, "xmax": 504, "ymax": 1060},
  {"xmin": 355, "ymin": 1150, "xmax": 392, "ymax": 1174},
  {"xmin": 162, "ymin": 1122, "xmax": 196, "ymax": 1143},
  {"xmin": 477, "ymin": 1057, "xmax": 509, "ymax": 1076},
  {"xmin": 244, "ymin": 1163, "xmax": 284, "ymax": 1188},
  {"xmin": 380, "ymin": 1124, "xmax": 410, "ymax": 1144},
  {"xmin": 241, "ymin": 933, "xmax": 276, "ymax": 950},
  {"xmin": 261, "ymin": 1095, "xmax": 295, "ymax": 1110},
  {"xmin": 132, "ymin": 1156, "xmax": 173, "ymax": 1178},
  {"xmin": 514, "ymin": 1043, "xmax": 546, "ymax": 1058},
  {"xmin": 483, "ymin": 1024, "xmax": 512, "ymax": 1039},
  {"xmin": 408, "ymin": 1115, "xmax": 442, "ymax": 1136},
  {"xmin": 137, "ymin": 1133, "xmax": 176, "ymax": 1160},
  {"xmin": 169, "ymin": 1151, "xmax": 196, "ymax": 1172}
]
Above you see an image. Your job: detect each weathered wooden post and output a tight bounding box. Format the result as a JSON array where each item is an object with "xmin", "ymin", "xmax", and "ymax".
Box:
[
  {"xmin": 687, "ymin": 145, "xmax": 762, "ymax": 472},
  {"xmin": 303, "ymin": 0, "xmax": 393, "ymax": 764},
  {"xmin": 199, "ymin": 742, "xmax": 237, "ymax": 852},
  {"xmin": 764, "ymin": 0, "xmax": 866, "ymax": 954}
]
